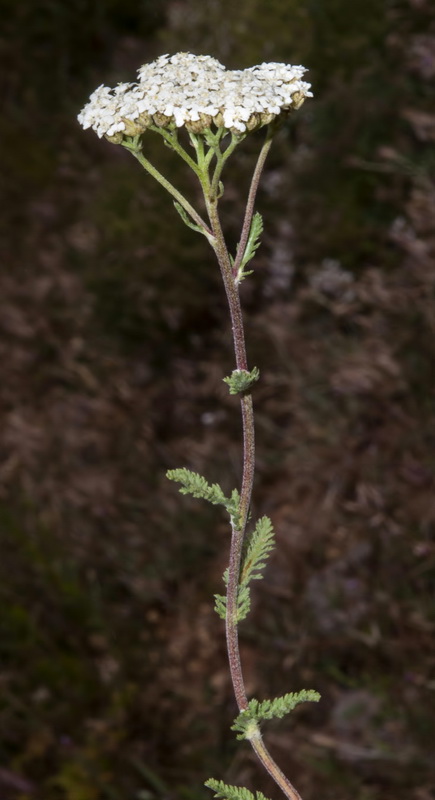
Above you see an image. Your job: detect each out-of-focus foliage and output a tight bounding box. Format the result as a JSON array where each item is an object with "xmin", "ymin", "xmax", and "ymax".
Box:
[{"xmin": 1, "ymin": 1, "xmax": 435, "ymax": 799}]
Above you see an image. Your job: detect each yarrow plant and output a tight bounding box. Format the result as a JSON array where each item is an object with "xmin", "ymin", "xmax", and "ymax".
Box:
[{"xmin": 79, "ymin": 52, "xmax": 319, "ymax": 800}]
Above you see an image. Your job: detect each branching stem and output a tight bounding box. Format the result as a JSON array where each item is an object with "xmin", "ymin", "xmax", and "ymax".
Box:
[
  {"xmin": 150, "ymin": 125, "xmax": 201, "ymax": 175},
  {"xmin": 126, "ymin": 144, "xmax": 212, "ymax": 237},
  {"xmin": 210, "ymin": 133, "xmax": 242, "ymax": 199}
]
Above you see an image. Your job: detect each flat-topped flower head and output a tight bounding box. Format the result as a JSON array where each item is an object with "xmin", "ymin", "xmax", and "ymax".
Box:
[{"xmin": 78, "ymin": 52, "xmax": 312, "ymax": 141}]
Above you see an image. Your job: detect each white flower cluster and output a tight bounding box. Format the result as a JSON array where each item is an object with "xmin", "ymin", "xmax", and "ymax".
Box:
[{"xmin": 78, "ymin": 52, "xmax": 312, "ymax": 140}]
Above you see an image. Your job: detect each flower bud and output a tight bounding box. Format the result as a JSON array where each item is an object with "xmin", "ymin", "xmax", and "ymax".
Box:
[
  {"xmin": 104, "ymin": 132, "xmax": 124, "ymax": 144},
  {"xmin": 185, "ymin": 114, "xmax": 213, "ymax": 133},
  {"xmin": 122, "ymin": 118, "xmax": 145, "ymax": 136},
  {"xmin": 291, "ymin": 91, "xmax": 307, "ymax": 110},
  {"xmin": 213, "ymin": 112, "xmax": 225, "ymax": 129},
  {"xmin": 153, "ymin": 112, "xmax": 172, "ymax": 128}
]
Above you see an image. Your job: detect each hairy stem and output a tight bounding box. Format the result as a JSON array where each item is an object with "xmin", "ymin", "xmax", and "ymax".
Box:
[
  {"xmin": 150, "ymin": 125, "xmax": 201, "ymax": 175},
  {"xmin": 204, "ymin": 188, "xmax": 301, "ymax": 800},
  {"xmin": 205, "ymin": 196, "xmax": 252, "ymax": 711},
  {"xmin": 233, "ymin": 127, "xmax": 273, "ymax": 278},
  {"xmin": 250, "ymin": 730, "xmax": 302, "ymax": 800},
  {"xmin": 210, "ymin": 133, "xmax": 242, "ymax": 199}
]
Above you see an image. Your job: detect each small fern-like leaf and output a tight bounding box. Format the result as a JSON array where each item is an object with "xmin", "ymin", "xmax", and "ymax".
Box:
[
  {"xmin": 246, "ymin": 690, "xmax": 321, "ymax": 721},
  {"xmin": 223, "ymin": 367, "xmax": 260, "ymax": 396},
  {"xmin": 167, "ymin": 469, "xmax": 240, "ymax": 523},
  {"xmin": 214, "ymin": 594, "xmax": 227, "ymax": 620},
  {"xmin": 205, "ymin": 779, "xmax": 271, "ymax": 800},
  {"xmin": 231, "ymin": 690, "xmax": 321, "ymax": 739},
  {"xmin": 173, "ymin": 201, "xmax": 205, "ymax": 235},
  {"xmin": 236, "ymin": 584, "xmax": 251, "ymax": 621},
  {"xmin": 213, "ymin": 573, "xmax": 251, "ymax": 622},
  {"xmin": 240, "ymin": 516, "xmax": 275, "ymax": 588},
  {"xmin": 226, "ymin": 488, "xmax": 241, "ymax": 526},
  {"xmin": 213, "ymin": 516, "xmax": 274, "ymax": 623},
  {"xmin": 167, "ymin": 468, "xmax": 226, "ymax": 505},
  {"xmin": 236, "ymin": 212, "xmax": 263, "ymax": 282}
]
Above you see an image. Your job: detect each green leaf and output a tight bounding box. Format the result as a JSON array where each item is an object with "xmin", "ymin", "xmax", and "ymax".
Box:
[
  {"xmin": 231, "ymin": 690, "xmax": 321, "ymax": 739},
  {"xmin": 223, "ymin": 367, "xmax": 260, "ymax": 395},
  {"xmin": 226, "ymin": 488, "xmax": 241, "ymax": 523},
  {"xmin": 166, "ymin": 468, "xmax": 240, "ymax": 523},
  {"xmin": 173, "ymin": 201, "xmax": 205, "ymax": 234},
  {"xmin": 237, "ymin": 269, "xmax": 254, "ymax": 282},
  {"xmin": 214, "ymin": 570, "xmax": 251, "ymax": 622},
  {"xmin": 235, "ymin": 585, "xmax": 251, "ymax": 620},
  {"xmin": 205, "ymin": 779, "xmax": 271, "ymax": 800},
  {"xmin": 240, "ymin": 516, "xmax": 275, "ymax": 587},
  {"xmin": 236, "ymin": 212, "xmax": 263, "ymax": 282},
  {"xmin": 167, "ymin": 468, "xmax": 225, "ymax": 504},
  {"xmin": 214, "ymin": 593, "xmax": 227, "ymax": 620},
  {"xmin": 213, "ymin": 516, "xmax": 274, "ymax": 623}
]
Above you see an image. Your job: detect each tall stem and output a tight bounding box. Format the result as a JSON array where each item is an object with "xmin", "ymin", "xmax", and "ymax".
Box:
[
  {"xmin": 205, "ymin": 194, "xmax": 301, "ymax": 800},
  {"xmin": 206, "ymin": 197, "xmax": 253, "ymax": 711}
]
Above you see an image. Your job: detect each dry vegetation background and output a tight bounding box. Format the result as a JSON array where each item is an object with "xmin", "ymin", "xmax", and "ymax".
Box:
[{"xmin": 1, "ymin": 1, "xmax": 435, "ymax": 799}]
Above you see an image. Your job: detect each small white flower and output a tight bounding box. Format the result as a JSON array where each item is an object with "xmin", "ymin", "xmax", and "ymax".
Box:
[{"xmin": 78, "ymin": 52, "xmax": 312, "ymax": 140}]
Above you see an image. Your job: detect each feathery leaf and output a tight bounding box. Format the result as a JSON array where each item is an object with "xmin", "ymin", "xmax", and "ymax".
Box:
[
  {"xmin": 240, "ymin": 516, "xmax": 275, "ymax": 587},
  {"xmin": 213, "ymin": 516, "xmax": 275, "ymax": 623},
  {"xmin": 227, "ymin": 488, "xmax": 242, "ymax": 524},
  {"xmin": 167, "ymin": 469, "xmax": 240, "ymax": 524},
  {"xmin": 214, "ymin": 576, "xmax": 251, "ymax": 621},
  {"xmin": 173, "ymin": 201, "xmax": 206, "ymax": 235},
  {"xmin": 205, "ymin": 779, "xmax": 271, "ymax": 800},
  {"xmin": 167, "ymin": 468, "xmax": 225, "ymax": 504},
  {"xmin": 236, "ymin": 212, "xmax": 263, "ymax": 282},
  {"xmin": 214, "ymin": 593, "xmax": 227, "ymax": 620},
  {"xmin": 235, "ymin": 585, "xmax": 251, "ymax": 620},
  {"xmin": 223, "ymin": 367, "xmax": 260, "ymax": 395},
  {"xmin": 231, "ymin": 690, "xmax": 321, "ymax": 739}
]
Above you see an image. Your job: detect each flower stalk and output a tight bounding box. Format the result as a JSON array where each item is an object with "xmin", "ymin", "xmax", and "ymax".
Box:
[{"xmin": 78, "ymin": 52, "xmax": 319, "ymax": 800}]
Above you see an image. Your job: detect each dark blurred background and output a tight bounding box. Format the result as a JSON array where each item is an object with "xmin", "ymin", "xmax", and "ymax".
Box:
[{"xmin": 1, "ymin": 1, "xmax": 435, "ymax": 799}]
